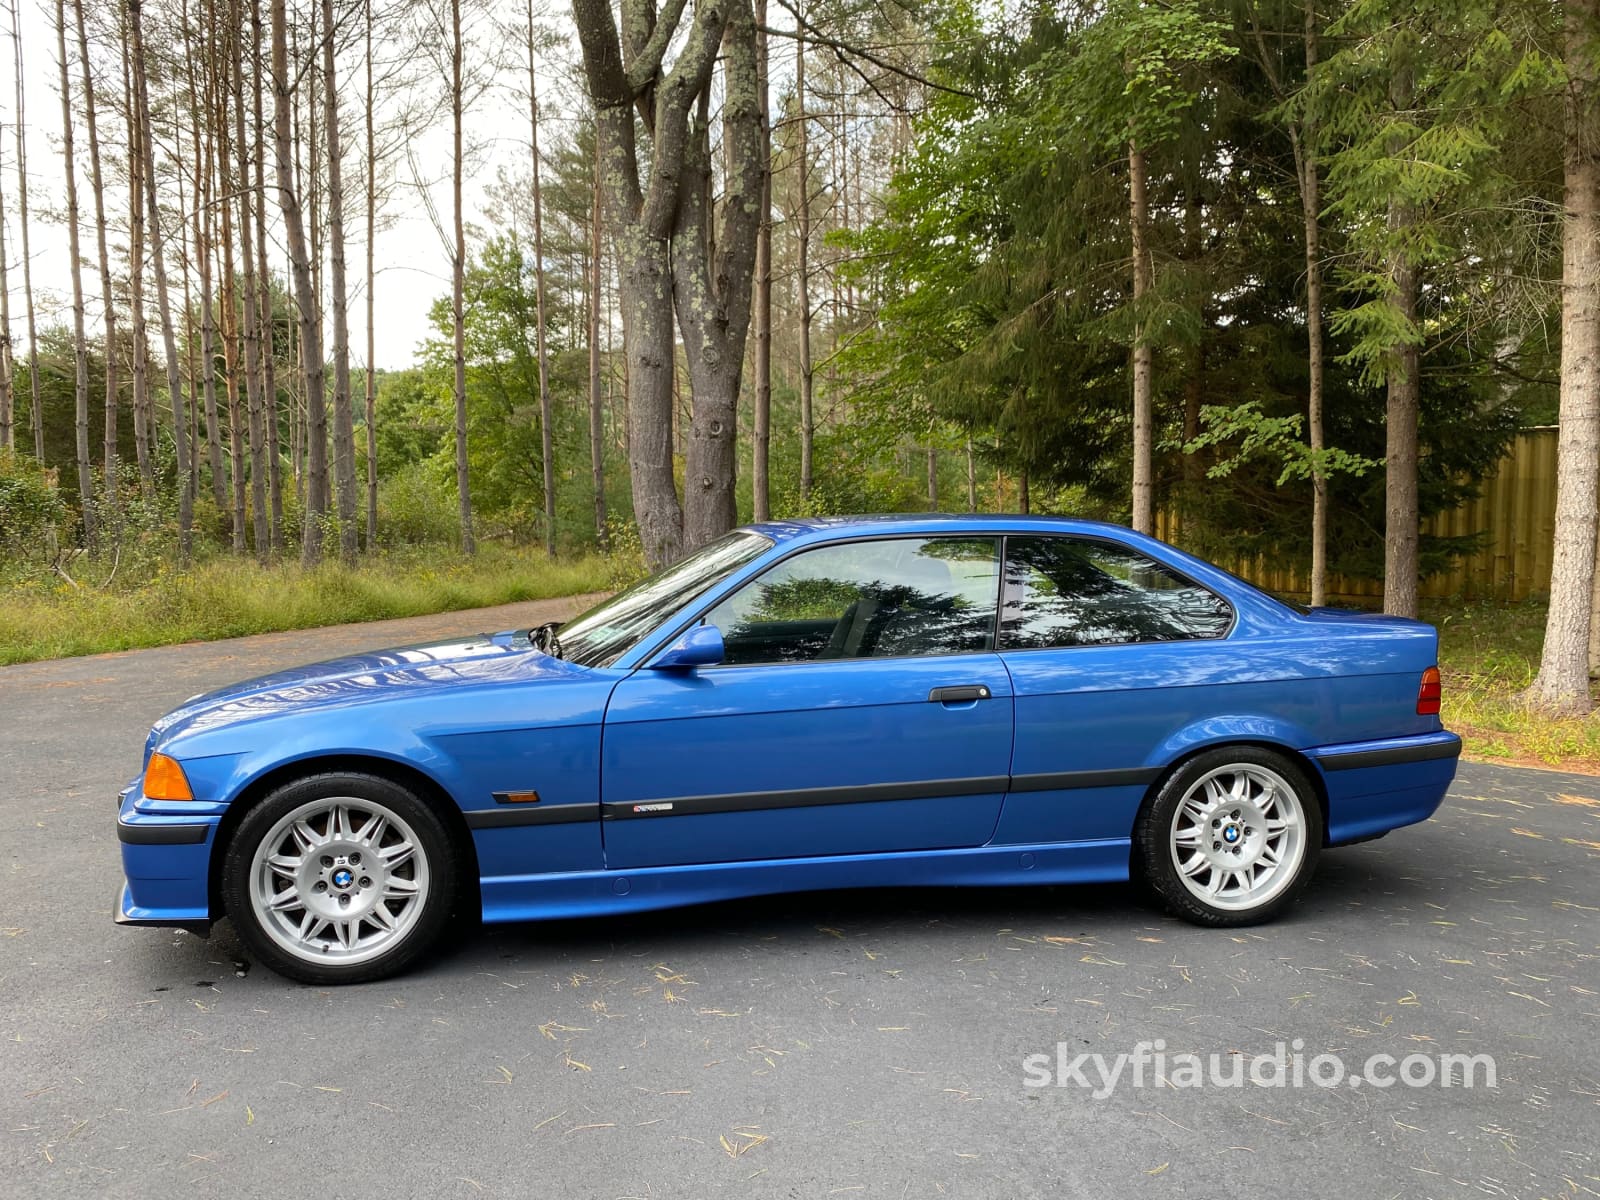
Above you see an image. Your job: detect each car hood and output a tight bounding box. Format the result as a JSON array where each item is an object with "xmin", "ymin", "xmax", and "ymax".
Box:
[{"xmin": 146, "ymin": 630, "xmax": 585, "ymax": 758}]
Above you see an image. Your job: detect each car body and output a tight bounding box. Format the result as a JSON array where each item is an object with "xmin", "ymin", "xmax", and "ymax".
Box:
[{"xmin": 115, "ymin": 515, "xmax": 1460, "ymax": 982}]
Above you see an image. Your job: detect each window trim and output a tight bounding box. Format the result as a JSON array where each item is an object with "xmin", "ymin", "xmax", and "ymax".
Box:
[
  {"xmin": 648, "ymin": 532, "xmax": 1008, "ymax": 670},
  {"xmin": 994, "ymin": 533, "xmax": 1238, "ymax": 653}
]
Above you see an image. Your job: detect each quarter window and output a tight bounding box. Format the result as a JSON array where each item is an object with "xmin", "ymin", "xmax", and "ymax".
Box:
[
  {"xmin": 703, "ymin": 537, "xmax": 1002, "ymax": 665},
  {"xmin": 999, "ymin": 536, "xmax": 1232, "ymax": 649}
]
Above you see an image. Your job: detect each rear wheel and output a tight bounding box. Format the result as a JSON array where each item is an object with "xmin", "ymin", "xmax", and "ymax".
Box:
[
  {"xmin": 1136, "ymin": 747, "xmax": 1322, "ymax": 926},
  {"xmin": 222, "ymin": 773, "xmax": 456, "ymax": 985}
]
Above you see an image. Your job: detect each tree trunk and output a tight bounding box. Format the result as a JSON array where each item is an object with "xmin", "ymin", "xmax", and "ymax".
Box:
[
  {"xmin": 527, "ymin": 2, "xmax": 556, "ymax": 558},
  {"xmin": 11, "ymin": 0, "xmax": 42, "ymax": 460},
  {"xmin": 322, "ymin": 0, "xmax": 358, "ymax": 564},
  {"xmin": 1129, "ymin": 139, "xmax": 1154, "ymax": 535},
  {"xmin": 72, "ymin": 0, "xmax": 115, "ymax": 514},
  {"xmin": 1301, "ymin": 0, "xmax": 1328, "ymax": 608},
  {"xmin": 927, "ymin": 447, "xmax": 938, "ymax": 510},
  {"xmin": 120, "ymin": 18, "xmax": 154, "ymax": 493},
  {"xmin": 191, "ymin": 14, "xmax": 227, "ymax": 514},
  {"xmin": 570, "ymin": 0, "xmax": 730, "ymax": 568},
  {"xmin": 751, "ymin": 0, "xmax": 772, "ymax": 522},
  {"xmin": 1589, "ymin": 517, "xmax": 1600, "ymax": 676},
  {"xmin": 795, "ymin": 24, "xmax": 815, "ymax": 503},
  {"xmin": 54, "ymin": 0, "xmax": 93, "ymax": 542},
  {"xmin": 588, "ymin": 134, "xmax": 607, "ymax": 548},
  {"xmin": 364, "ymin": 0, "xmax": 377, "ymax": 549},
  {"xmin": 129, "ymin": 0, "xmax": 195, "ymax": 560},
  {"xmin": 449, "ymin": 0, "xmax": 475, "ymax": 555},
  {"xmin": 1383, "ymin": 60, "xmax": 1421, "ymax": 619},
  {"xmin": 0, "ymin": 130, "xmax": 12, "ymax": 453},
  {"xmin": 269, "ymin": 0, "xmax": 328, "ymax": 566},
  {"xmin": 1528, "ymin": 0, "xmax": 1600, "ymax": 714},
  {"xmin": 253, "ymin": 0, "xmax": 282, "ymax": 553},
  {"xmin": 965, "ymin": 437, "xmax": 976, "ymax": 512},
  {"xmin": 218, "ymin": 104, "xmax": 247, "ymax": 553},
  {"xmin": 674, "ymin": 6, "xmax": 761, "ymax": 552},
  {"xmin": 1181, "ymin": 171, "xmax": 1203, "ymax": 490},
  {"xmin": 235, "ymin": 0, "xmax": 269, "ymax": 559},
  {"xmin": 569, "ymin": 0, "xmax": 732, "ymax": 572},
  {"xmin": 176, "ymin": 101, "xmax": 201, "ymax": 499}
]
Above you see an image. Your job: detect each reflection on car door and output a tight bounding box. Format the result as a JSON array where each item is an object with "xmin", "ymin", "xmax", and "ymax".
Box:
[
  {"xmin": 599, "ymin": 537, "xmax": 1016, "ymax": 870},
  {"xmin": 991, "ymin": 535, "xmax": 1240, "ymax": 847}
]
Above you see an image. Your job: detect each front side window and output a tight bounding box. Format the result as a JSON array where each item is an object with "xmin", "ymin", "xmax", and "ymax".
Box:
[
  {"xmin": 559, "ymin": 531, "xmax": 773, "ymax": 667},
  {"xmin": 999, "ymin": 536, "xmax": 1232, "ymax": 649},
  {"xmin": 703, "ymin": 537, "xmax": 1002, "ymax": 665}
]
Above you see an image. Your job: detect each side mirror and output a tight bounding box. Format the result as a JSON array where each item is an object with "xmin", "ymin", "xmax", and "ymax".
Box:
[{"xmin": 650, "ymin": 624, "xmax": 725, "ymax": 670}]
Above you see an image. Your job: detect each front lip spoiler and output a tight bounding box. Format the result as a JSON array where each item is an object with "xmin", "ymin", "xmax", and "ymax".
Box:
[{"xmin": 112, "ymin": 887, "xmax": 212, "ymax": 936}]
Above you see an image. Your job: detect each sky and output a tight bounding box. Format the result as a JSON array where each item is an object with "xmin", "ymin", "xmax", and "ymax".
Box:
[{"xmin": 0, "ymin": 0, "xmax": 563, "ymax": 373}]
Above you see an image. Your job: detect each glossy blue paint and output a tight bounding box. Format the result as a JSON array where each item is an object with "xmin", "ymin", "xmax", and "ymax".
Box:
[
  {"xmin": 600, "ymin": 653, "xmax": 1014, "ymax": 868},
  {"xmin": 651, "ymin": 624, "xmax": 727, "ymax": 669},
  {"xmin": 478, "ymin": 838, "xmax": 1133, "ymax": 924},
  {"xmin": 115, "ymin": 515, "xmax": 1461, "ymax": 936}
]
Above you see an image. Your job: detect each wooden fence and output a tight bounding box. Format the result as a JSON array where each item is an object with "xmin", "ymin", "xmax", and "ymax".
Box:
[{"xmin": 1155, "ymin": 426, "xmax": 1561, "ymax": 603}]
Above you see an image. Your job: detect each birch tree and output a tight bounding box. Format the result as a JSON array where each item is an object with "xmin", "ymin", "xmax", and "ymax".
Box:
[{"xmin": 1527, "ymin": 0, "xmax": 1600, "ymax": 714}]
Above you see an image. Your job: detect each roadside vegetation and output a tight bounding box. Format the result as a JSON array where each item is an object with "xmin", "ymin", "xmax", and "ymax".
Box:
[
  {"xmin": 0, "ymin": 545, "xmax": 619, "ymax": 666},
  {"xmin": 1432, "ymin": 599, "xmax": 1600, "ymax": 773}
]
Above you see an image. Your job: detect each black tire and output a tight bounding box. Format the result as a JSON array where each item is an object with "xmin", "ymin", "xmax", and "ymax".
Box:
[
  {"xmin": 221, "ymin": 772, "xmax": 457, "ymax": 985},
  {"xmin": 1135, "ymin": 746, "xmax": 1323, "ymax": 927}
]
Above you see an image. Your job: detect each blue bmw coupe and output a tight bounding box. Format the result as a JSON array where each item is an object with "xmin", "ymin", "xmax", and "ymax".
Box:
[{"xmin": 116, "ymin": 516, "xmax": 1460, "ymax": 983}]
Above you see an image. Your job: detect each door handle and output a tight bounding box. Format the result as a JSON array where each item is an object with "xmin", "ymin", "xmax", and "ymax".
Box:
[{"xmin": 928, "ymin": 685, "xmax": 992, "ymax": 703}]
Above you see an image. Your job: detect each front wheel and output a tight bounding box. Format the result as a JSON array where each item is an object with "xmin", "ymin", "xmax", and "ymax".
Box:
[
  {"xmin": 221, "ymin": 773, "xmax": 457, "ymax": 985},
  {"xmin": 1135, "ymin": 747, "xmax": 1323, "ymax": 927}
]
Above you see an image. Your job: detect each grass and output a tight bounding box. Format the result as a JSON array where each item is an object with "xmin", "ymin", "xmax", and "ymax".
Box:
[
  {"xmin": 0, "ymin": 545, "xmax": 616, "ymax": 666},
  {"xmin": 1429, "ymin": 597, "xmax": 1600, "ymax": 773}
]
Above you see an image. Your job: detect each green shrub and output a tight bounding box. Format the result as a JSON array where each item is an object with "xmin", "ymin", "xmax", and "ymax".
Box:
[{"xmin": 0, "ymin": 452, "xmax": 66, "ymax": 559}]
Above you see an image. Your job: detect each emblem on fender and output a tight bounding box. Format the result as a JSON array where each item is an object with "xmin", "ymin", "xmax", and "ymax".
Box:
[{"xmin": 633, "ymin": 802, "xmax": 675, "ymax": 814}]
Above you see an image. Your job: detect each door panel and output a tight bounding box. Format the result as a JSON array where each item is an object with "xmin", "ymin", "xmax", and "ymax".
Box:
[
  {"xmin": 600, "ymin": 655, "xmax": 1015, "ymax": 869},
  {"xmin": 992, "ymin": 534, "xmax": 1242, "ymax": 845}
]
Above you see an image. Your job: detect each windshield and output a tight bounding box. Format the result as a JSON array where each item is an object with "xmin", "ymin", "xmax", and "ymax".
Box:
[{"xmin": 556, "ymin": 531, "xmax": 774, "ymax": 667}]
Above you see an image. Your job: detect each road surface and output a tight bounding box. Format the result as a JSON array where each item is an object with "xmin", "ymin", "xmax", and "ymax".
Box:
[{"xmin": 1, "ymin": 602, "xmax": 1595, "ymax": 1198}]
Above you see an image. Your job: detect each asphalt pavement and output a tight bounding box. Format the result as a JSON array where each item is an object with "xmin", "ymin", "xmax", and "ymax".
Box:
[{"xmin": 1, "ymin": 602, "xmax": 1597, "ymax": 1199}]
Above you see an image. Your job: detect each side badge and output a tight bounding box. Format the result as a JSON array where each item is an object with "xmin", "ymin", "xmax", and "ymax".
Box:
[{"xmin": 632, "ymin": 802, "xmax": 675, "ymax": 815}]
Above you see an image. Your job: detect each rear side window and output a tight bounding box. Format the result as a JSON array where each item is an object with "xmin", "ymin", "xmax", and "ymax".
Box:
[{"xmin": 999, "ymin": 536, "xmax": 1232, "ymax": 649}]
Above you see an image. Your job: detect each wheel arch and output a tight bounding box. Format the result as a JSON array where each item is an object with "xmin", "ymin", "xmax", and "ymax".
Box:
[
  {"xmin": 207, "ymin": 753, "xmax": 481, "ymax": 920},
  {"xmin": 1135, "ymin": 738, "xmax": 1331, "ymax": 853}
]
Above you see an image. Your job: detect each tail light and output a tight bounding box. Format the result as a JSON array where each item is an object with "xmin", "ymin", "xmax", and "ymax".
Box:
[{"xmin": 1417, "ymin": 667, "xmax": 1442, "ymax": 716}]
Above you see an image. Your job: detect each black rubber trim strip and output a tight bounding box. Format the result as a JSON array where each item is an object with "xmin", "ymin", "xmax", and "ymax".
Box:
[
  {"xmin": 116, "ymin": 821, "xmax": 210, "ymax": 845},
  {"xmin": 465, "ymin": 804, "xmax": 599, "ymax": 829},
  {"xmin": 1318, "ymin": 739, "xmax": 1462, "ymax": 772},
  {"xmin": 1008, "ymin": 767, "xmax": 1163, "ymax": 792},
  {"xmin": 603, "ymin": 775, "xmax": 1011, "ymax": 820}
]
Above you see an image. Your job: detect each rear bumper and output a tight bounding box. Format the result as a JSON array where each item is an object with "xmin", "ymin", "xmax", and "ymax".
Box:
[
  {"xmin": 1308, "ymin": 731, "xmax": 1461, "ymax": 845},
  {"xmin": 114, "ymin": 784, "xmax": 220, "ymax": 933}
]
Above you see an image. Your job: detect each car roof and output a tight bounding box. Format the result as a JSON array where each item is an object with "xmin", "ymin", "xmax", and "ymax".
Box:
[{"xmin": 742, "ymin": 513, "xmax": 1139, "ymax": 545}]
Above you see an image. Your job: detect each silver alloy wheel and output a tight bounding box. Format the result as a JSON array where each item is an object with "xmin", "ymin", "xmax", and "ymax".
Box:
[
  {"xmin": 1168, "ymin": 763, "xmax": 1306, "ymax": 912},
  {"xmin": 249, "ymin": 796, "xmax": 430, "ymax": 967}
]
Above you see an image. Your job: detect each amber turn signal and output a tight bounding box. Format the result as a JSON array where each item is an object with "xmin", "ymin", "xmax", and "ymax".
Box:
[
  {"xmin": 143, "ymin": 752, "xmax": 195, "ymax": 801},
  {"xmin": 1416, "ymin": 666, "xmax": 1442, "ymax": 716}
]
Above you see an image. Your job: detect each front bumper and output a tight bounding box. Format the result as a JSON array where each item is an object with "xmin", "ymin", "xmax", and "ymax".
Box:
[
  {"xmin": 114, "ymin": 782, "xmax": 221, "ymax": 933},
  {"xmin": 113, "ymin": 883, "xmax": 212, "ymax": 935}
]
